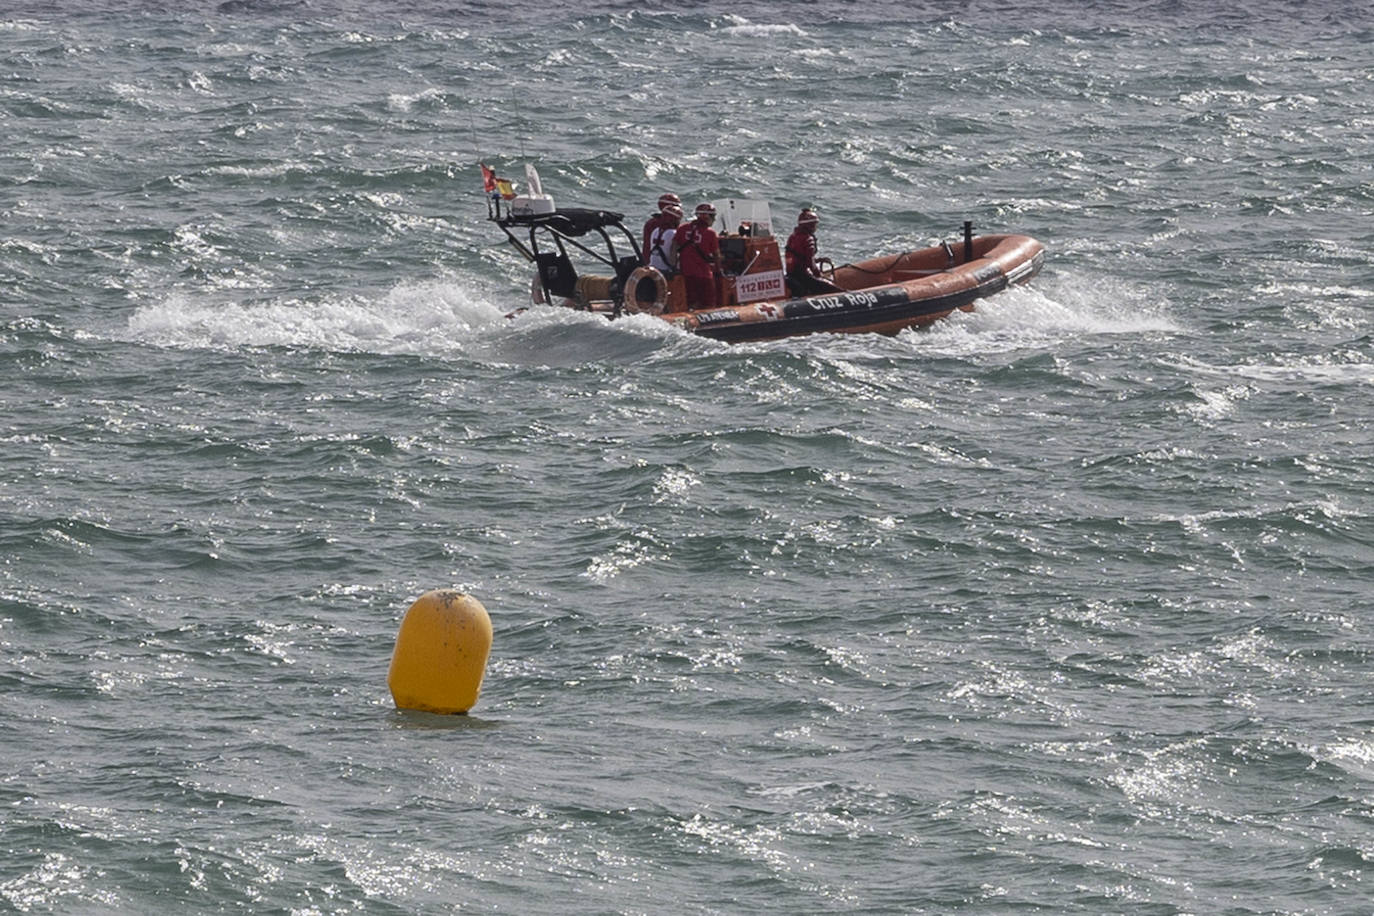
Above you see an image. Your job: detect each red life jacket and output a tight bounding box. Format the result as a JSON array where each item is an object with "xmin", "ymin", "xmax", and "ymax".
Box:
[{"xmin": 676, "ymin": 222, "xmax": 719, "ymax": 278}]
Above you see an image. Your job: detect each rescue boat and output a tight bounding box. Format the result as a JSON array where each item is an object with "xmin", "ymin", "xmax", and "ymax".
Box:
[{"xmin": 485, "ymin": 165, "xmax": 1046, "ymax": 344}]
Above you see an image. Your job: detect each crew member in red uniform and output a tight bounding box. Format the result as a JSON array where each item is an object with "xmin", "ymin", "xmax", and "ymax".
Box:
[
  {"xmin": 672, "ymin": 203, "xmax": 721, "ymax": 310},
  {"xmin": 785, "ymin": 208, "xmax": 824, "ymax": 296},
  {"xmin": 642, "ymin": 192, "xmax": 681, "ymax": 267}
]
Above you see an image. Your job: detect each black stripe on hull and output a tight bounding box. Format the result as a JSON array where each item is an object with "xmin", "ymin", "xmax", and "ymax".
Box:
[{"xmin": 691, "ymin": 256, "xmax": 1041, "ymax": 344}]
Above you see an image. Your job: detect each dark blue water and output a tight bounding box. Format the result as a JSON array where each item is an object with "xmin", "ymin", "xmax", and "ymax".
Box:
[{"xmin": 3, "ymin": 2, "xmax": 1373, "ymax": 912}]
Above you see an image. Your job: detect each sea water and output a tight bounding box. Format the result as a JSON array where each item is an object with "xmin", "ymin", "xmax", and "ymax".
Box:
[{"xmin": 3, "ymin": 2, "xmax": 1373, "ymax": 912}]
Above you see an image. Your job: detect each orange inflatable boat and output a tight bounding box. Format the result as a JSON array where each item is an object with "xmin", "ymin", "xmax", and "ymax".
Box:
[{"xmin": 487, "ymin": 169, "xmax": 1045, "ymax": 344}]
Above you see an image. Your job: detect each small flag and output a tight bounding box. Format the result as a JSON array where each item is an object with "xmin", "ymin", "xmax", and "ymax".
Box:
[{"xmin": 481, "ymin": 163, "xmax": 518, "ymax": 200}]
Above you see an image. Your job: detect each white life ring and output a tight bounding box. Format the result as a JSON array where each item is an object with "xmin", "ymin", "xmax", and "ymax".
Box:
[{"xmin": 622, "ymin": 266, "xmax": 668, "ymax": 315}]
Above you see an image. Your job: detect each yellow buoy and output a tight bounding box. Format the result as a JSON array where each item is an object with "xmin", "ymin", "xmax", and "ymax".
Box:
[{"xmin": 387, "ymin": 590, "xmax": 492, "ymax": 714}]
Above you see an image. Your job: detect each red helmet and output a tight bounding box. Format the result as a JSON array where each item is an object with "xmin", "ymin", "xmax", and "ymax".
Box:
[
  {"xmin": 797, "ymin": 208, "xmax": 819, "ymax": 227},
  {"xmin": 662, "ymin": 203, "xmax": 683, "ymax": 220},
  {"xmin": 657, "ymin": 192, "xmax": 681, "ymax": 211},
  {"xmin": 695, "ymin": 202, "xmax": 717, "ymax": 219}
]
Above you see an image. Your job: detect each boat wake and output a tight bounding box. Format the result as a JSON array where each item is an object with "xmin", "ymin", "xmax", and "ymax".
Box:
[
  {"xmin": 900, "ymin": 271, "xmax": 1182, "ymax": 356},
  {"xmin": 121, "ymin": 276, "xmax": 703, "ymax": 366},
  {"xmin": 124, "ymin": 279, "xmax": 507, "ymax": 356},
  {"xmin": 495, "ymin": 304, "xmax": 716, "ymax": 366}
]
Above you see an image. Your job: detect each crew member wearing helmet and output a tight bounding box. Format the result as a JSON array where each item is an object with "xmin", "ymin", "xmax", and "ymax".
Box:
[
  {"xmin": 672, "ymin": 203, "xmax": 721, "ymax": 310},
  {"xmin": 642, "ymin": 192, "xmax": 682, "ymax": 267},
  {"xmin": 646, "ymin": 203, "xmax": 682, "ymax": 273},
  {"xmin": 785, "ymin": 208, "xmax": 825, "ymax": 296}
]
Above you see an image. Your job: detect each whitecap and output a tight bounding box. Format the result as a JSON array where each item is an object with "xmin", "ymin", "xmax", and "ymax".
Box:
[
  {"xmin": 717, "ymin": 16, "xmax": 807, "ymax": 38},
  {"xmin": 387, "ymin": 87, "xmax": 445, "ymax": 112}
]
